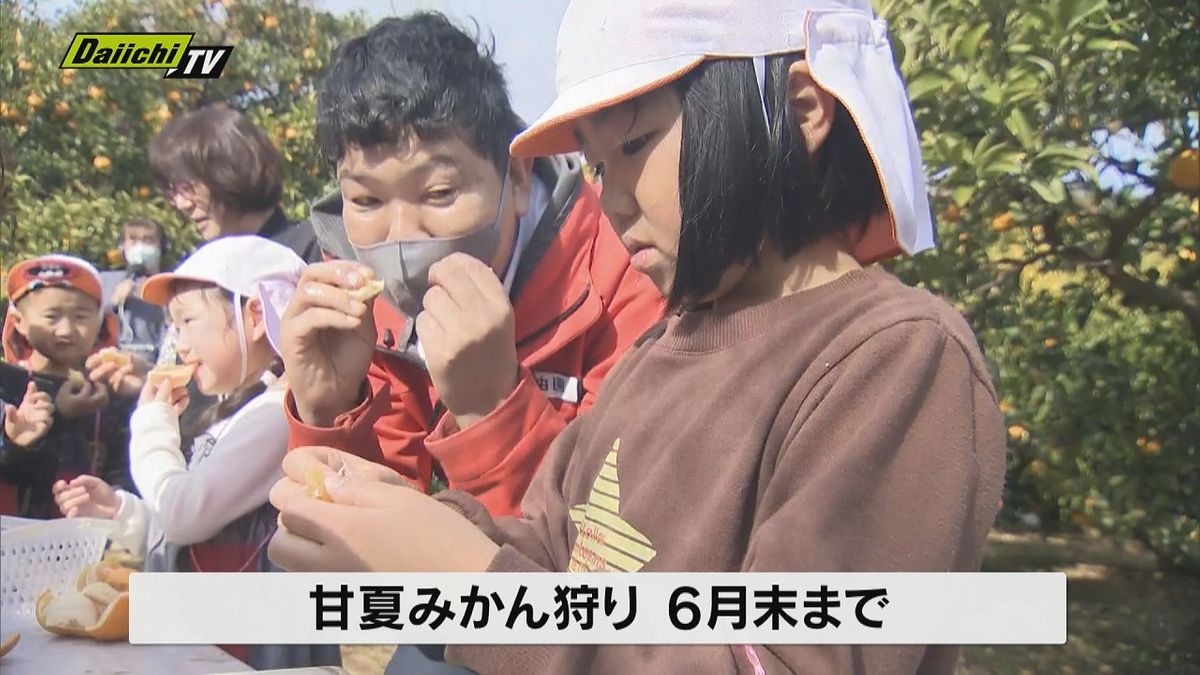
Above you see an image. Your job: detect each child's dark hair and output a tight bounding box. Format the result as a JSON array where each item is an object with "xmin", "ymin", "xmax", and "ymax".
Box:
[
  {"xmin": 315, "ymin": 12, "xmax": 522, "ymax": 175},
  {"xmin": 669, "ymin": 54, "xmax": 886, "ymax": 310},
  {"xmin": 174, "ymin": 285, "xmax": 284, "ymax": 452}
]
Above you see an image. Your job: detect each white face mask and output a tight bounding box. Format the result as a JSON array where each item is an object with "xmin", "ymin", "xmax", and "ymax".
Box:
[{"xmin": 125, "ymin": 242, "xmax": 162, "ymax": 274}]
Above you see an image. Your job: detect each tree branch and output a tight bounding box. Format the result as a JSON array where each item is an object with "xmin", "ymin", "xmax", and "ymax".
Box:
[
  {"xmin": 1103, "ymin": 189, "xmax": 1169, "ymax": 260},
  {"xmin": 1101, "ymin": 262, "xmax": 1200, "ymax": 340}
]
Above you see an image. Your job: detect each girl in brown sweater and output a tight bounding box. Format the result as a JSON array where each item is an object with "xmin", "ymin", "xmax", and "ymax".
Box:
[{"xmin": 267, "ymin": 2, "xmax": 1008, "ymax": 673}]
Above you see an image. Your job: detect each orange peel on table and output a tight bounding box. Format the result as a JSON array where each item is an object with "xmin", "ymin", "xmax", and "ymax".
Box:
[
  {"xmin": 0, "ymin": 632, "xmax": 19, "ymax": 658},
  {"xmin": 146, "ymin": 363, "xmax": 196, "ymax": 389},
  {"xmin": 37, "ymin": 561, "xmax": 136, "ymax": 641},
  {"xmin": 349, "ymin": 279, "xmax": 385, "ymax": 303}
]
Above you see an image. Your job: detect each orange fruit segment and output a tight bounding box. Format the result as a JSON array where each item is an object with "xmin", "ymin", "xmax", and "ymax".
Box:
[
  {"xmin": 349, "ymin": 279, "xmax": 385, "ymax": 302},
  {"xmin": 147, "ymin": 363, "xmax": 196, "ymax": 389},
  {"xmin": 305, "ymin": 466, "xmax": 332, "ymax": 502},
  {"xmin": 98, "ymin": 347, "xmax": 132, "ymax": 368}
]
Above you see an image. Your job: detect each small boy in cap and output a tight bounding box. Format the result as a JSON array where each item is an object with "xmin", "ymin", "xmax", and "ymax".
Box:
[{"xmin": 1, "ymin": 254, "xmax": 137, "ymax": 517}]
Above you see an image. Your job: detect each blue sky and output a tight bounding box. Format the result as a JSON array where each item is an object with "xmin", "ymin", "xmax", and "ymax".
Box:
[{"xmin": 35, "ymin": 0, "xmax": 570, "ymax": 122}]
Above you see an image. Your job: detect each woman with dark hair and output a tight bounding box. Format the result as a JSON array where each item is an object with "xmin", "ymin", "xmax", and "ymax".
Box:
[
  {"xmin": 149, "ymin": 105, "xmax": 322, "ymax": 263},
  {"xmin": 267, "ymin": 1, "xmax": 1008, "ymax": 673}
]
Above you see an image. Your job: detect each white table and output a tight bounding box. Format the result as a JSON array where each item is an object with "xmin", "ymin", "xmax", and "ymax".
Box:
[
  {"xmin": 0, "ymin": 613, "xmax": 251, "ymax": 674},
  {"xmin": 1, "ymin": 515, "xmax": 253, "ymax": 674}
]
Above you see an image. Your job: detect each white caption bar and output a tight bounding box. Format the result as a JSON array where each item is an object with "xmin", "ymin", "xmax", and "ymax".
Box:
[{"xmin": 130, "ymin": 572, "xmax": 1066, "ymax": 645}]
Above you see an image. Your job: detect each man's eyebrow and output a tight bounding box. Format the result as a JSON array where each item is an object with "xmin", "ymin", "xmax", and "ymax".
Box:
[{"xmin": 337, "ymin": 153, "xmax": 462, "ymax": 182}]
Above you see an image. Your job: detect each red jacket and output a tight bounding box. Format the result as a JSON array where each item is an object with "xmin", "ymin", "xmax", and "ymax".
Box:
[{"xmin": 287, "ymin": 166, "xmax": 664, "ymax": 516}]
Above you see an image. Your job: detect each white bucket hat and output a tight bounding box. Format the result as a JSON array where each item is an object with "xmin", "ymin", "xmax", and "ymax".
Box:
[
  {"xmin": 141, "ymin": 235, "xmax": 305, "ymax": 359},
  {"xmin": 512, "ymin": 0, "xmax": 936, "ymax": 263}
]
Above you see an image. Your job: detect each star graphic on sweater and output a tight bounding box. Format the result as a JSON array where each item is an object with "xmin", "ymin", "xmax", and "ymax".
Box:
[{"xmin": 568, "ymin": 438, "xmax": 656, "ymax": 572}]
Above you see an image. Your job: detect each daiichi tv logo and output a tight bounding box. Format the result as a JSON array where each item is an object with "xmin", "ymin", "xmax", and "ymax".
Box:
[{"xmin": 60, "ymin": 33, "xmax": 233, "ymax": 79}]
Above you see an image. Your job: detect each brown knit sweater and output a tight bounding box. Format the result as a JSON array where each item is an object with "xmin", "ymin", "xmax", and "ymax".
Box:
[{"xmin": 439, "ymin": 268, "xmax": 1008, "ymax": 674}]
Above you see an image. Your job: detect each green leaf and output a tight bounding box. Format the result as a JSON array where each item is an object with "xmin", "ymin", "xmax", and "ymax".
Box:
[
  {"xmin": 981, "ymin": 152, "xmax": 1027, "ymax": 178},
  {"xmin": 1085, "ymin": 38, "xmax": 1139, "ymax": 53},
  {"xmin": 1061, "ymin": 0, "xmax": 1107, "ymax": 32},
  {"xmin": 907, "ymin": 71, "xmax": 954, "ymax": 100},
  {"xmin": 959, "ymin": 22, "xmax": 991, "ymax": 61},
  {"xmin": 1031, "ymin": 179, "xmax": 1068, "ymax": 205},
  {"xmin": 952, "ymin": 184, "xmax": 977, "ymax": 207},
  {"xmin": 1035, "ymin": 146, "xmax": 1095, "ymax": 163},
  {"xmin": 1006, "ymin": 108, "xmax": 1038, "ymax": 150},
  {"xmin": 1025, "ymin": 55, "xmax": 1058, "ymax": 79}
]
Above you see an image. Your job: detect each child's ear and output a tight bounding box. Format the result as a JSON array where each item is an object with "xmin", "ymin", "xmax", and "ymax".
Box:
[
  {"xmin": 245, "ymin": 297, "xmax": 269, "ymax": 342},
  {"xmin": 9, "ymin": 307, "xmax": 29, "ymax": 337},
  {"xmin": 506, "ymin": 156, "xmax": 535, "ymax": 219},
  {"xmin": 786, "ymin": 60, "xmax": 837, "ymax": 154}
]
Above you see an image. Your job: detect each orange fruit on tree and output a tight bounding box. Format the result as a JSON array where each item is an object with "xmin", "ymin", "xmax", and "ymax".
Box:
[
  {"xmin": 26, "ymin": 92, "xmax": 44, "ymax": 110},
  {"xmin": 88, "ymin": 84, "xmax": 105, "ymax": 100},
  {"xmin": 1007, "ymin": 424, "xmax": 1030, "ymax": 442},
  {"xmin": 263, "ymin": 15, "xmax": 279, "ymax": 29},
  {"xmin": 17, "ymin": 58, "xmax": 33, "ymax": 71},
  {"xmin": 136, "ymin": 185, "xmax": 152, "ymax": 200},
  {"xmin": 284, "ymin": 127, "xmax": 298, "ymax": 140},
  {"xmin": 991, "ymin": 212, "xmax": 1015, "ymax": 232},
  {"xmin": 53, "ymin": 101, "xmax": 70, "ymax": 118},
  {"xmin": 93, "ymin": 155, "xmax": 112, "ymax": 171},
  {"xmin": 1043, "ymin": 337, "xmax": 1058, "ymax": 349},
  {"xmin": 166, "ymin": 90, "xmax": 182, "ymax": 104},
  {"xmin": 1166, "ymin": 149, "xmax": 1199, "ymax": 190}
]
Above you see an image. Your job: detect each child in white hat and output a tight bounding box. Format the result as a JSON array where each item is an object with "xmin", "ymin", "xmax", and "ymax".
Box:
[
  {"xmin": 52, "ymin": 235, "xmax": 340, "ymax": 670},
  {"xmin": 270, "ymin": 3, "xmax": 1007, "ymax": 673}
]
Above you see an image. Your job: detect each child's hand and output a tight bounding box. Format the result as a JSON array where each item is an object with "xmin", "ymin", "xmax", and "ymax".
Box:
[
  {"xmin": 138, "ymin": 377, "xmax": 189, "ymax": 416},
  {"xmin": 267, "ymin": 446, "xmax": 497, "ymax": 573},
  {"xmin": 87, "ymin": 351, "xmax": 149, "ymax": 398},
  {"xmin": 278, "ymin": 261, "xmax": 378, "ymax": 427},
  {"xmin": 3, "ymin": 382, "xmax": 55, "ymax": 447},
  {"xmin": 55, "ymin": 379, "xmax": 110, "ymax": 419},
  {"xmin": 52, "ymin": 475, "xmax": 119, "ymax": 519}
]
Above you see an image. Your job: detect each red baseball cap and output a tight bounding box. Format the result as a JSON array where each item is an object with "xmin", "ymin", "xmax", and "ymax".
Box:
[{"xmin": 3, "ymin": 254, "xmax": 118, "ymax": 363}]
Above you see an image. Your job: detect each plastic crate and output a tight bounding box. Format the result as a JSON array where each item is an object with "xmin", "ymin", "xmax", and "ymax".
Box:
[{"xmin": 0, "ymin": 518, "xmax": 111, "ymax": 619}]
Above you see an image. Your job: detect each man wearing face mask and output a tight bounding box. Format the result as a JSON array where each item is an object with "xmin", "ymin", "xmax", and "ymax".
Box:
[
  {"xmin": 278, "ymin": 14, "xmax": 664, "ymax": 519},
  {"xmin": 99, "ymin": 219, "xmax": 168, "ymax": 364}
]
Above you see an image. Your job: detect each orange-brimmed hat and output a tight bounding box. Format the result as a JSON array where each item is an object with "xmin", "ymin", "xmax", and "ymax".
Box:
[
  {"xmin": 512, "ymin": 0, "xmax": 936, "ymax": 264},
  {"xmin": 3, "ymin": 254, "xmax": 119, "ymax": 363}
]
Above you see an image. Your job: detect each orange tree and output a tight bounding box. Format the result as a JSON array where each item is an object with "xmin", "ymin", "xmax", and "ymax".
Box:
[
  {"xmin": 879, "ymin": 0, "xmax": 1199, "ymax": 571},
  {"xmin": 1, "ymin": 0, "xmax": 366, "ymax": 302}
]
